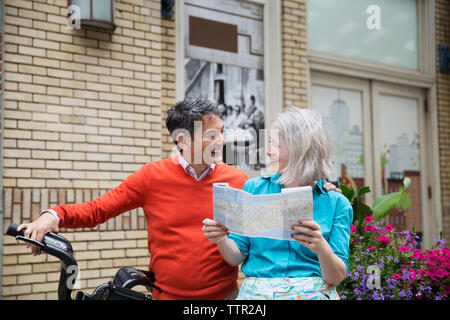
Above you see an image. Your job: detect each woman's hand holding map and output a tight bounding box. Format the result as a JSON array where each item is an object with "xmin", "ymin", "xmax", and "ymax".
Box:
[{"xmin": 290, "ymin": 219, "xmax": 327, "ymax": 254}]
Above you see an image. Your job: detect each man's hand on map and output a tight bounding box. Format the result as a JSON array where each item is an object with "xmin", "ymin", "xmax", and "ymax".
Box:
[
  {"xmin": 202, "ymin": 218, "xmax": 230, "ymax": 244},
  {"xmin": 290, "ymin": 220, "xmax": 327, "ymax": 254},
  {"xmin": 313, "ymin": 181, "xmax": 342, "ymax": 194}
]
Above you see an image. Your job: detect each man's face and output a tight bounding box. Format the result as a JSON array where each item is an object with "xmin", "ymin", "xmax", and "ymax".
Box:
[{"xmin": 186, "ymin": 114, "xmax": 226, "ymax": 166}]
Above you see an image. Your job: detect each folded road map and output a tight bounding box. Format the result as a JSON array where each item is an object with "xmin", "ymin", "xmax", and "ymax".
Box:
[{"xmin": 213, "ymin": 182, "xmax": 314, "ymax": 240}]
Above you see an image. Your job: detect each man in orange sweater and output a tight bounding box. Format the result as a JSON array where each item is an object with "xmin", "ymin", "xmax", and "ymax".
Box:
[{"xmin": 18, "ymin": 98, "xmax": 248, "ymax": 300}]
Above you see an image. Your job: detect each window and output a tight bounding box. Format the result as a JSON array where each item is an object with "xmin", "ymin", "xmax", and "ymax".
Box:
[{"xmin": 307, "ymin": 0, "xmax": 418, "ymax": 69}]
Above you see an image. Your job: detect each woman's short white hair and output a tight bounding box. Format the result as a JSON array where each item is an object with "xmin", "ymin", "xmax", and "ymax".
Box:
[{"xmin": 272, "ymin": 106, "xmax": 334, "ymax": 186}]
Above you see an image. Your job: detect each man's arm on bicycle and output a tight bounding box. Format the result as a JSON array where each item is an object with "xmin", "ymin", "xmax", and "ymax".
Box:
[{"xmin": 18, "ymin": 163, "xmax": 152, "ymax": 255}]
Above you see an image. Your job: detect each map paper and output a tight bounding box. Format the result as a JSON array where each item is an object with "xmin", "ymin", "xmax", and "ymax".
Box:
[{"xmin": 213, "ymin": 182, "xmax": 314, "ymax": 240}]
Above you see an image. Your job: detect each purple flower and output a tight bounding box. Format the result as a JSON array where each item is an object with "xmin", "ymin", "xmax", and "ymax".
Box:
[
  {"xmin": 400, "ymin": 231, "xmax": 412, "ymax": 242},
  {"xmin": 386, "ymin": 279, "xmax": 396, "ymax": 290},
  {"xmin": 434, "ymin": 237, "xmax": 447, "ymax": 249},
  {"xmin": 374, "ymin": 262, "xmax": 384, "ymax": 269},
  {"xmin": 372, "ymin": 290, "xmax": 382, "ymax": 300},
  {"xmin": 402, "ymin": 269, "xmax": 410, "ymax": 281}
]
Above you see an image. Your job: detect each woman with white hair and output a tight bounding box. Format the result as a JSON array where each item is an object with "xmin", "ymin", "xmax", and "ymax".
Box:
[{"xmin": 203, "ymin": 106, "xmax": 353, "ymax": 300}]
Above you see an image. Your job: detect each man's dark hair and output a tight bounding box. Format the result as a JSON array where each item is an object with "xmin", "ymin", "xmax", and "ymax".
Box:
[{"xmin": 165, "ymin": 97, "xmax": 220, "ymax": 148}]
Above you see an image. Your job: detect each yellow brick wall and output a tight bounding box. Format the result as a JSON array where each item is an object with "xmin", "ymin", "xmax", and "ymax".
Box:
[
  {"xmin": 436, "ymin": 0, "xmax": 450, "ymax": 241},
  {"xmin": 282, "ymin": 0, "xmax": 308, "ymax": 108},
  {"xmin": 160, "ymin": 9, "xmax": 176, "ymax": 159},
  {"xmin": 1, "ymin": 0, "xmax": 160, "ymax": 299},
  {"xmin": 2, "ymin": 0, "xmax": 163, "ymax": 190}
]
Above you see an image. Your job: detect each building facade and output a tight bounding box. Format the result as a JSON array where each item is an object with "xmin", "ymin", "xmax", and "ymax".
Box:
[{"xmin": 0, "ymin": 0, "xmax": 448, "ymax": 299}]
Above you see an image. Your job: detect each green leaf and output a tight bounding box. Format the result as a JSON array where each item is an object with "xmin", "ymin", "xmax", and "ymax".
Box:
[
  {"xmin": 397, "ymin": 192, "xmax": 412, "ymax": 211},
  {"xmin": 353, "ymin": 197, "xmax": 372, "ymax": 227},
  {"xmin": 402, "ymin": 177, "xmax": 411, "ymax": 191},
  {"xmin": 357, "ymin": 186, "xmax": 371, "ymax": 197},
  {"xmin": 372, "ymin": 192, "xmax": 402, "ymax": 221},
  {"xmin": 353, "ymin": 197, "xmax": 363, "ymax": 225},
  {"xmin": 339, "ymin": 183, "xmax": 355, "ymax": 202}
]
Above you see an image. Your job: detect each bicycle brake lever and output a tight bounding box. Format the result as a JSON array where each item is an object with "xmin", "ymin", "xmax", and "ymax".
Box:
[{"xmin": 15, "ymin": 236, "xmax": 46, "ymax": 249}]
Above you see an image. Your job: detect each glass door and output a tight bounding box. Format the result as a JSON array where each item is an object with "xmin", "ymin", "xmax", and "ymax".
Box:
[
  {"xmin": 311, "ymin": 73, "xmax": 428, "ymax": 246},
  {"xmin": 311, "ymin": 71, "xmax": 374, "ymax": 204},
  {"xmin": 372, "ymin": 82, "xmax": 426, "ymax": 241}
]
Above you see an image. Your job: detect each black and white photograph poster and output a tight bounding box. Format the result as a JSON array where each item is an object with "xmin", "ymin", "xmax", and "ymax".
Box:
[{"xmin": 184, "ymin": 0, "xmax": 265, "ymax": 170}]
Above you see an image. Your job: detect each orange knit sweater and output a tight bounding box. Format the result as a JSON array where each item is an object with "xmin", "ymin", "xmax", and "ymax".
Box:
[{"xmin": 52, "ymin": 157, "xmax": 248, "ymax": 299}]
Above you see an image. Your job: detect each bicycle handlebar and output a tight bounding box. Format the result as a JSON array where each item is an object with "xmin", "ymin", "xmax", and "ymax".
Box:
[
  {"xmin": 7, "ymin": 222, "xmax": 25, "ymax": 237},
  {"xmin": 5, "ymin": 222, "xmax": 160, "ymax": 300},
  {"xmin": 6, "ymin": 222, "xmax": 78, "ymax": 300}
]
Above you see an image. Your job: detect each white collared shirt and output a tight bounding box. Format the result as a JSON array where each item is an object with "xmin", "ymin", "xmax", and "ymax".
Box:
[{"xmin": 178, "ymin": 153, "xmax": 216, "ymax": 181}]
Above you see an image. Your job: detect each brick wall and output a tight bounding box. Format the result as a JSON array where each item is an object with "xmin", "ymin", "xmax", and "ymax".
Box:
[
  {"xmin": 282, "ymin": 0, "xmax": 308, "ymax": 108},
  {"xmin": 436, "ymin": 0, "xmax": 450, "ymax": 241},
  {"xmin": 2, "ymin": 0, "xmax": 163, "ymax": 190},
  {"xmin": 1, "ymin": 0, "xmax": 162, "ymax": 299},
  {"xmin": 160, "ymin": 8, "xmax": 176, "ymax": 159}
]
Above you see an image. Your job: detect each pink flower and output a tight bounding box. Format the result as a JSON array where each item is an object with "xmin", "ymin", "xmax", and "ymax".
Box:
[
  {"xmin": 427, "ymin": 260, "xmax": 436, "ymax": 267},
  {"xmin": 350, "ymin": 225, "xmax": 357, "ymax": 233},
  {"xmin": 375, "ymin": 235, "xmax": 390, "ymax": 244},
  {"xmin": 412, "ymin": 249, "xmax": 422, "ymax": 259},
  {"xmin": 364, "ymin": 215, "xmax": 373, "ymax": 223},
  {"xmin": 435, "ymin": 269, "xmax": 447, "ymax": 278},
  {"xmin": 367, "ymin": 246, "xmax": 376, "ymax": 251},
  {"xmin": 412, "ymin": 252, "xmax": 421, "ymax": 259},
  {"xmin": 392, "ymin": 274, "xmax": 401, "ymax": 279},
  {"xmin": 353, "ymin": 238, "xmax": 359, "ymax": 244},
  {"xmin": 445, "ymin": 286, "xmax": 450, "ymax": 295},
  {"xmin": 398, "ymin": 246, "xmax": 410, "ymax": 252},
  {"xmin": 364, "ymin": 226, "xmax": 372, "ymax": 233},
  {"xmin": 384, "ymin": 224, "xmax": 394, "ymax": 232}
]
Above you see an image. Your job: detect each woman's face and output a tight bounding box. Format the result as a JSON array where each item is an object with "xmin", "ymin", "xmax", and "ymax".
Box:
[{"xmin": 266, "ymin": 125, "xmax": 289, "ymax": 174}]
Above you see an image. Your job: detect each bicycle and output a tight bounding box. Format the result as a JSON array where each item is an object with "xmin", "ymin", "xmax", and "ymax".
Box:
[{"xmin": 5, "ymin": 222, "xmax": 162, "ymax": 300}]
